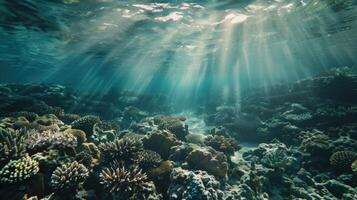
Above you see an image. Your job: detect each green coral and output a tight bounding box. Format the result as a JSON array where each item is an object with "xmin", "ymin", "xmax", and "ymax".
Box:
[
  {"xmin": 329, "ymin": 151, "xmax": 357, "ymax": 173},
  {"xmin": 51, "ymin": 161, "xmax": 89, "ymax": 193},
  {"xmin": 0, "ymin": 154, "xmax": 39, "ymax": 183}
]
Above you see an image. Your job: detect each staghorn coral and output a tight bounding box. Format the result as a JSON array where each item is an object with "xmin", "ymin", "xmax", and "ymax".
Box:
[
  {"xmin": 100, "ymin": 165, "xmax": 162, "ymax": 200},
  {"xmin": 329, "ymin": 151, "xmax": 357, "ymax": 173},
  {"xmin": 204, "ymin": 135, "xmax": 241, "ymax": 156},
  {"xmin": 0, "ymin": 154, "xmax": 39, "ymax": 183},
  {"xmin": 99, "ymin": 137, "xmax": 143, "ymax": 164},
  {"xmin": 51, "ymin": 161, "xmax": 89, "ymax": 193},
  {"xmin": 0, "ymin": 128, "xmax": 28, "ymax": 164},
  {"xmin": 24, "ymin": 130, "xmax": 77, "ymax": 153},
  {"xmin": 134, "ymin": 150, "xmax": 163, "ymax": 170},
  {"xmin": 70, "ymin": 115, "xmax": 100, "ymax": 136}
]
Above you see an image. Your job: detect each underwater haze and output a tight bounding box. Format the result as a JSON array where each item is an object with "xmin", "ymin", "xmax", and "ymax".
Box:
[
  {"xmin": 0, "ymin": 0, "xmax": 357, "ymax": 200},
  {"xmin": 1, "ymin": 0, "xmax": 357, "ymax": 107}
]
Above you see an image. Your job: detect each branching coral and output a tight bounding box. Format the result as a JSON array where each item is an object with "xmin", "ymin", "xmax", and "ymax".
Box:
[
  {"xmin": 0, "ymin": 154, "xmax": 39, "ymax": 183},
  {"xmin": 204, "ymin": 135, "xmax": 241, "ymax": 156},
  {"xmin": 329, "ymin": 151, "xmax": 357, "ymax": 173},
  {"xmin": 24, "ymin": 130, "xmax": 77, "ymax": 152},
  {"xmin": 134, "ymin": 150, "xmax": 163, "ymax": 170},
  {"xmin": 99, "ymin": 137, "xmax": 143, "ymax": 164},
  {"xmin": 0, "ymin": 128, "xmax": 28, "ymax": 164},
  {"xmin": 99, "ymin": 165, "xmax": 161, "ymax": 199},
  {"xmin": 51, "ymin": 161, "xmax": 89, "ymax": 193},
  {"xmin": 70, "ymin": 115, "xmax": 100, "ymax": 136}
]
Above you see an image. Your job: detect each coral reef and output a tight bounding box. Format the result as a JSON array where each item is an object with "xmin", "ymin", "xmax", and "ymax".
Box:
[
  {"xmin": 99, "ymin": 137, "xmax": 143, "ymax": 164},
  {"xmin": 168, "ymin": 167, "xmax": 224, "ymax": 200},
  {"xmin": 0, "ymin": 68, "xmax": 356, "ymax": 199},
  {"xmin": 100, "ymin": 165, "xmax": 162, "ymax": 200},
  {"xmin": 186, "ymin": 146, "xmax": 229, "ymax": 178},
  {"xmin": 0, "ymin": 128, "xmax": 27, "ymax": 165},
  {"xmin": 134, "ymin": 150, "xmax": 163, "ymax": 170},
  {"xmin": 70, "ymin": 115, "xmax": 100, "ymax": 136},
  {"xmin": 204, "ymin": 135, "xmax": 241, "ymax": 157},
  {"xmin": 329, "ymin": 151, "xmax": 357, "ymax": 173},
  {"xmin": 51, "ymin": 161, "xmax": 89, "ymax": 193},
  {"xmin": 24, "ymin": 130, "xmax": 77, "ymax": 153},
  {"xmin": 0, "ymin": 154, "xmax": 39, "ymax": 183}
]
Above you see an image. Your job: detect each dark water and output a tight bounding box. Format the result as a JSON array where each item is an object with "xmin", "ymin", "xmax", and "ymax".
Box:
[{"xmin": 1, "ymin": 0, "xmax": 357, "ymax": 107}]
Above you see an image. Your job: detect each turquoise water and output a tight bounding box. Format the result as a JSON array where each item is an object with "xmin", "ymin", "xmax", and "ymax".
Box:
[
  {"xmin": 1, "ymin": 0, "xmax": 357, "ymax": 107},
  {"xmin": 0, "ymin": 1, "xmax": 357, "ymax": 199}
]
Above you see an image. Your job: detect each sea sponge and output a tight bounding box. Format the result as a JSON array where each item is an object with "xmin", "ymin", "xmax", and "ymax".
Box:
[
  {"xmin": 51, "ymin": 161, "xmax": 89, "ymax": 193},
  {"xmin": 134, "ymin": 150, "xmax": 163, "ymax": 170},
  {"xmin": 99, "ymin": 165, "xmax": 161, "ymax": 199},
  {"xmin": 99, "ymin": 137, "xmax": 143, "ymax": 164},
  {"xmin": 70, "ymin": 115, "xmax": 100, "ymax": 136},
  {"xmin": 0, "ymin": 154, "xmax": 39, "ymax": 183},
  {"xmin": 204, "ymin": 135, "xmax": 241, "ymax": 156},
  {"xmin": 0, "ymin": 128, "xmax": 28, "ymax": 164},
  {"xmin": 329, "ymin": 151, "xmax": 357, "ymax": 173}
]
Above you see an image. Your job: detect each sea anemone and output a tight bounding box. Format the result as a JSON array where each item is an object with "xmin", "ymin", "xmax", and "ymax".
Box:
[
  {"xmin": 0, "ymin": 154, "xmax": 39, "ymax": 183},
  {"xmin": 329, "ymin": 151, "xmax": 357, "ymax": 173},
  {"xmin": 51, "ymin": 161, "xmax": 89, "ymax": 193},
  {"xmin": 99, "ymin": 137, "xmax": 143, "ymax": 164}
]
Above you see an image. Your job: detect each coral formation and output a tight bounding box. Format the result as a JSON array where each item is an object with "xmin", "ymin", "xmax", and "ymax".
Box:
[
  {"xmin": 0, "ymin": 128, "xmax": 28, "ymax": 164},
  {"xmin": 168, "ymin": 167, "xmax": 224, "ymax": 200},
  {"xmin": 70, "ymin": 115, "xmax": 100, "ymax": 136},
  {"xmin": 99, "ymin": 137, "xmax": 143, "ymax": 164},
  {"xmin": 186, "ymin": 146, "xmax": 229, "ymax": 178},
  {"xmin": 51, "ymin": 161, "xmax": 89, "ymax": 193},
  {"xmin": 0, "ymin": 154, "xmax": 39, "ymax": 183},
  {"xmin": 204, "ymin": 135, "xmax": 241, "ymax": 156},
  {"xmin": 100, "ymin": 165, "xmax": 161, "ymax": 199},
  {"xmin": 329, "ymin": 151, "xmax": 357, "ymax": 173},
  {"xmin": 134, "ymin": 150, "xmax": 163, "ymax": 170},
  {"xmin": 24, "ymin": 130, "xmax": 77, "ymax": 152}
]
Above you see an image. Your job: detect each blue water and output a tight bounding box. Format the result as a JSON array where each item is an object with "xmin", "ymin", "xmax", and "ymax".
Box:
[{"xmin": 1, "ymin": 0, "xmax": 357, "ymax": 107}]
